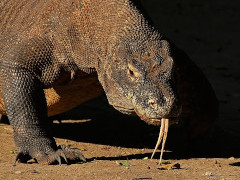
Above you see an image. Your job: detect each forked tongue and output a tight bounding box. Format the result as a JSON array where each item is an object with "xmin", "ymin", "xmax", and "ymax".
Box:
[{"xmin": 151, "ymin": 118, "xmax": 169, "ymax": 165}]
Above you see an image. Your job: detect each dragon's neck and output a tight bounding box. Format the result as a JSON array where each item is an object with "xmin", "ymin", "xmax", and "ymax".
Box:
[{"xmin": 74, "ymin": 0, "xmax": 150, "ymax": 47}]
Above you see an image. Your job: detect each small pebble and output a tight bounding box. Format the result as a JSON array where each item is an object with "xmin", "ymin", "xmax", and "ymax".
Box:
[
  {"xmin": 205, "ymin": 172, "xmax": 213, "ymax": 176},
  {"xmin": 228, "ymin": 157, "xmax": 235, "ymax": 160},
  {"xmin": 31, "ymin": 170, "xmax": 39, "ymax": 174},
  {"xmin": 15, "ymin": 171, "xmax": 21, "ymax": 174}
]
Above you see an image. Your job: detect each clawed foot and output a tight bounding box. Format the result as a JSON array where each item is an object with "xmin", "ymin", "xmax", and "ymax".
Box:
[{"xmin": 14, "ymin": 145, "xmax": 86, "ymax": 165}]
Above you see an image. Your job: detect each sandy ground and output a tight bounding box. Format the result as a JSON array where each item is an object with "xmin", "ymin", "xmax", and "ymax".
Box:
[
  {"xmin": 1, "ymin": 121, "xmax": 240, "ymax": 180},
  {"xmin": 1, "ymin": 0, "xmax": 240, "ymax": 179}
]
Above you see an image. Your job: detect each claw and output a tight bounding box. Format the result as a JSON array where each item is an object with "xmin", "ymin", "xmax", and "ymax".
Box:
[
  {"xmin": 151, "ymin": 118, "xmax": 169, "ymax": 165},
  {"xmin": 14, "ymin": 152, "xmax": 31, "ymax": 166},
  {"xmin": 72, "ymin": 150, "xmax": 86, "ymax": 162},
  {"xmin": 59, "ymin": 145, "xmax": 86, "ymax": 162},
  {"xmin": 55, "ymin": 154, "xmax": 62, "ymax": 165},
  {"xmin": 57, "ymin": 149, "xmax": 68, "ymax": 164},
  {"xmin": 13, "ymin": 145, "xmax": 86, "ymax": 165},
  {"xmin": 14, "ymin": 154, "xmax": 20, "ymax": 166},
  {"xmin": 13, "ymin": 158, "xmax": 18, "ymax": 166}
]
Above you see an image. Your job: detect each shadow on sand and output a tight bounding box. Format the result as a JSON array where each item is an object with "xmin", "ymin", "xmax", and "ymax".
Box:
[{"xmin": 50, "ymin": 95, "xmax": 240, "ymax": 160}]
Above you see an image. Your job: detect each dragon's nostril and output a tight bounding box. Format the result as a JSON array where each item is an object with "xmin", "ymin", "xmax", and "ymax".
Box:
[{"xmin": 149, "ymin": 99, "xmax": 158, "ymax": 109}]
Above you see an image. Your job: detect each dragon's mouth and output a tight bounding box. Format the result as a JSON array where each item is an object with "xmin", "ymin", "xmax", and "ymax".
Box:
[
  {"xmin": 135, "ymin": 109, "xmax": 179, "ymax": 126},
  {"xmin": 113, "ymin": 106, "xmax": 135, "ymax": 115}
]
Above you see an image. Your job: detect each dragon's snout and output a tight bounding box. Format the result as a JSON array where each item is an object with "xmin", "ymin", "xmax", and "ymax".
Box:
[{"xmin": 133, "ymin": 90, "xmax": 181, "ymax": 121}]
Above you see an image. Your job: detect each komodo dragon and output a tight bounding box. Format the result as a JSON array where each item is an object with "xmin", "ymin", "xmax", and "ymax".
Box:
[{"xmin": 0, "ymin": 0, "xmax": 218, "ymax": 165}]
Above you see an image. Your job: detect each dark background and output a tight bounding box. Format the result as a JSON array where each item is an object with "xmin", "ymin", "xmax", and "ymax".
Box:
[
  {"xmin": 139, "ymin": 0, "xmax": 240, "ymax": 131},
  {"xmin": 52, "ymin": 0, "xmax": 240, "ymax": 158}
]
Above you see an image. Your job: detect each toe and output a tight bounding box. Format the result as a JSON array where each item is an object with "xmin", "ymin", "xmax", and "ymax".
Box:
[
  {"xmin": 14, "ymin": 152, "xmax": 32, "ymax": 165},
  {"xmin": 59, "ymin": 145, "xmax": 86, "ymax": 162}
]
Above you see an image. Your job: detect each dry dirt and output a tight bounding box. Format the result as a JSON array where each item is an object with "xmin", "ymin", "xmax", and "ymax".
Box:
[
  {"xmin": 1, "ymin": 0, "xmax": 240, "ymax": 179},
  {"xmin": 0, "ymin": 119, "xmax": 240, "ymax": 180}
]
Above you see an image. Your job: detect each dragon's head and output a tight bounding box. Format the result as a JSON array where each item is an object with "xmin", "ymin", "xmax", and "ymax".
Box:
[{"xmin": 97, "ymin": 32, "xmax": 182, "ymax": 126}]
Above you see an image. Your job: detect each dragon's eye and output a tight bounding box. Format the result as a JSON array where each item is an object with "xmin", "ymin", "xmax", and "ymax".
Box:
[
  {"xmin": 129, "ymin": 69, "xmax": 134, "ymax": 76},
  {"xmin": 128, "ymin": 64, "xmax": 139, "ymax": 81},
  {"xmin": 143, "ymin": 51, "xmax": 155, "ymax": 59}
]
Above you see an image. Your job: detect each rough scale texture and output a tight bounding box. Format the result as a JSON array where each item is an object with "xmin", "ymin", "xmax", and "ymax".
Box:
[{"xmin": 0, "ymin": 0, "xmax": 218, "ymax": 164}]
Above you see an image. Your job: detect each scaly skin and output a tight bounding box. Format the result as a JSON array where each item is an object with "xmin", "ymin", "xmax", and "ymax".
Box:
[{"xmin": 0, "ymin": 0, "xmax": 217, "ymax": 164}]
